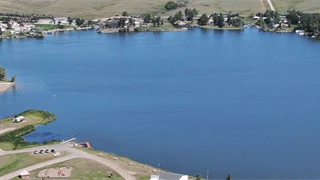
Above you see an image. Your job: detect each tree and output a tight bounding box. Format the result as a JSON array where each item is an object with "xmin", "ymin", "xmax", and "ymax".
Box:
[
  {"xmin": 198, "ymin": 14, "xmax": 209, "ymax": 26},
  {"xmin": 184, "ymin": 8, "xmax": 198, "ymax": 21},
  {"xmin": 226, "ymin": 173, "xmax": 232, "ymax": 180},
  {"xmin": 87, "ymin": 20, "xmax": 94, "ymax": 26},
  {"xmin": 11, "ymin": 75, "xmax": 16, "ymax": 82},
  {"xmin": 143, "ymin": 14, "xmax": 152, "ymax": 23},
  {"xmin": 165, "ymin": 1, "xmax": 179, "ymax": 11},
  {"xmin": 75, "ymin": 18, "xmax": 85, "ymax": 26},
  {"xmin": 122, "ymin": 11, "xmax": 128, "ymax": 16},
  {"xmin": 0, "ymin": 66, "xmax": 6, "ymax": 81},
  {"xmin": 217, "ymin": 13, "xmax": 225, "ymax": 28},
  {"xmin": 195, "ymin": 174, "xmax": 202, "ymax": 180},
  {"xmin": 67, "ymin": 17, "xmax": 73, "ymax": 25}
]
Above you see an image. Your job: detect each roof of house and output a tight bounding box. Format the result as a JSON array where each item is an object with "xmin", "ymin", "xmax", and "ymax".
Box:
[
  {"xmin": 20, "ymin": 170, "xmax": 30, "ymax": 176},
  {"xmin": 159, "ymin": 172, "xmax": 186, "ymax": 180}
]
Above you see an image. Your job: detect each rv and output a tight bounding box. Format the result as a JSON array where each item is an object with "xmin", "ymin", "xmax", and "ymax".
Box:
[{"xmin": 13, "ymin": 116, "xmax": 25, "ymax": 123}]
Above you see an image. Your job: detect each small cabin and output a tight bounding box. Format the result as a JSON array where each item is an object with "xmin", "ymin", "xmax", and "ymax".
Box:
[
  {"xmin": 13, "ymin": 116, "xmax": 25, "ymax": 123},
  {"xmin": 19, "ymin": 170, "xmax": 30, "ymax": 179}
]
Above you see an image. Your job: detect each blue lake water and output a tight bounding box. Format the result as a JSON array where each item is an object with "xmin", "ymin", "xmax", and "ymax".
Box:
[{"xmin": 1, "ymin": 28, "xmax": 320, "ymax": 179}]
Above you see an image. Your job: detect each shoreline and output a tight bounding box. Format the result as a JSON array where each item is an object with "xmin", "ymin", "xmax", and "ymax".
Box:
[
  {"xmin": 201, "ymin": 25, "xmax": 245, "ymax": 30},
  {"xmin": 0, "ymin": 82, "xmax": 13, "ymax": 93}
]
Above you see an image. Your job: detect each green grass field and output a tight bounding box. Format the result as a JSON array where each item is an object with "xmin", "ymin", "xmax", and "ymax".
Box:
[
  {"xmin": 0, "ymin": 152, "xmax": 67, "ymax": 176},
  {"xmin": 20, "ymin": 158, "xmax": 124, "ymax": 180},
  {"xmin": 35, "ymin": 24, "xmax": 74, "ymax": 31}
]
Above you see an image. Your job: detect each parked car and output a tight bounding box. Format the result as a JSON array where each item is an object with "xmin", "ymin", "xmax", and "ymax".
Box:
[
  {"xmin": 45, "ymin": 149, "xmax": 49, "ymax": 153},
  {"xmin": 51, "ymin": 149, "xmax": 55, "ymax": 153},
  {"xmin": 39, "ymin": 150, "xmax": 44, "ymax": 154},
  {"xmin": 33, "ymin": 150, "xmax": 38, "ymax": 154}
]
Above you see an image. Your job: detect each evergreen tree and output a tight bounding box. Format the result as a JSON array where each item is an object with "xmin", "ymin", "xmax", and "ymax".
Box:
[
  {"xmin": 198, "ymin": 14, "xmax": 209, "ymax": 26},
  {"xmin": 226, "ymin": 173, "xmax": 232, "ymax": 180}
]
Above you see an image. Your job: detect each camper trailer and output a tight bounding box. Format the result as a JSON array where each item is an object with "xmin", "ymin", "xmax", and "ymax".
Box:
[{"xmin": 13, "ymin": 116, "xmax": 25, "ymax": 123}]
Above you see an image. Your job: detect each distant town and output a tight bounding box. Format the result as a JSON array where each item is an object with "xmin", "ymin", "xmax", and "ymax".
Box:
[{"xmin": 0, "ymin": 1, "xmax": 319, "ymax": 40}]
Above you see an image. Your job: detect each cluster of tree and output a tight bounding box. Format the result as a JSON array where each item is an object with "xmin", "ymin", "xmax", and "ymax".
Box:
[
  {"xmin": 286, "ymin": 9, "xmax": 320, "ymax": 35},
  {"xmin": 104, "ymin": 17, "xmax": 135, "ymax": 29},
  {"xmin": 164, "ymin": 1, "xmax": 179, "ymax": 11},
  {"xmin": 198, "ymin": 14, "xmax": 209, "ymax": 26},
  {"xmin": 253, "ymin": 10, "xmax": 282, "ymax": 29},
  {"xmin": 0, "ymin": 12, "xmax": 53, "ymax": 19},
  {"xmin": 0, "ymin": 66, "xmax": 6, "ymax": 81},
  {"xmin": 0, "ymin": 66, "xmax": 15, "ymax": 82},
  {"xmin": 75, "ymin": 18, "xmax": 85, "ymax": 26},
  {"xmin": 167, "ymin": 8, "xmax": 199, "ymax": 24},
  {"xmin": 0, "ymin": 16, "xmax": 39, "ymax": 23},
  {"xmin": 143, "ymin": 14, "xmax": 163, "ymax": 27},
  {"xmin": 184, "ymin": 8, "xmax": 198, "ymax": 21},
  {"xmin": 167, "ymin": 11, "xmax": 183, "ymax": 24}
]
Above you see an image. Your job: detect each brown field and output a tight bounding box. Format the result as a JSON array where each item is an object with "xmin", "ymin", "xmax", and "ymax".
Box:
[
  {"xmin": 0, "ymin": 0, "xmax": 265, "ymax": 19},
  {"xmin": 272, "ymin": 0, "xmax": 320, "ymax": 13},
  {"xmin": 19, "ymin": 158, "xmax": 124, "ymax": 180}
]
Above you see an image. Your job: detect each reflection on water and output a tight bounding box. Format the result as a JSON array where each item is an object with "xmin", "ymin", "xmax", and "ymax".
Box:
[{"xmin": 1, "ymin": 28, "xmax": 320, "ymax": 179}]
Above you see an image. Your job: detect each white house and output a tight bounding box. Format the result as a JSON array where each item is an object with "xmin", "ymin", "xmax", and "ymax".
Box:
[
  {"xmin": 150, "ymin": 172, "xmax": 188, "ymax": 180},
  {"xmin": 53, "ymin": 17, "xmax": 68, "ymax": 25},
  {"xmin": 13, "ymin": 116, "xmax": 25, "ymax": 123}
]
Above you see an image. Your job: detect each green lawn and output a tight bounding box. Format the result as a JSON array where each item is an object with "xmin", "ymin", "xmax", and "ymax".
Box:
[
  {"xmin": 135, "ymin": 23, "xmax": 181, "ymax": 32},
  {"xmin": 0, "ymin": 142, "xmax": 15, "ymax": 151},
  {"xmin": 35, "ymin": 24, "xmax": 74, "ymax": 31},
  {"xmin": 23, "ymin": 158, "xmax": 124, "ymax": 180},
  {"xmin": 0, "ymin": 152, "xmax": 67, "ymax": 176}
]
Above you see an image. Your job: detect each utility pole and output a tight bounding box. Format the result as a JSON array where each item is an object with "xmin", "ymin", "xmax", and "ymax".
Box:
[{"xmin": 206, "ymin": 170, "xmax": 209, "ymax": 180}]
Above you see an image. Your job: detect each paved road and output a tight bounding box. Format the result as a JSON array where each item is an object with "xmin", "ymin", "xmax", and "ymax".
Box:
[
  {"xmin": 0, "ymin": 143, "xmax": 136, "ymax": 180},
  {"xmin": 266, "ymin": 0, "xmax": 275, "ymax": 11}
]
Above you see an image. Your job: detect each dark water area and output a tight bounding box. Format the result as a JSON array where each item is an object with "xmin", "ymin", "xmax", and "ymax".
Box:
[{"xmin": 1, "ymin": 28, "xmax": 320, "ymax": 179}]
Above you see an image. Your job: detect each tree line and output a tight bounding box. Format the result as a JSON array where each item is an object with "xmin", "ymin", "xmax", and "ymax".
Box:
[
  {"xmin": 252, "ymin": 9, "xmax": 320, "ymax": 36},
  {"xmin": 0, "ymin": 66, "xmax": 15, "ymax": 82},
  {"xmin": 287, "ymin": 9, "xmax": 320, "ymax": 35}
]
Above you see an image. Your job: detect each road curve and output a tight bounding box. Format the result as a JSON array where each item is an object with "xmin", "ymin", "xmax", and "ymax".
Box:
[{"xmin": 0, "ymin": 143, "xmax": 136, "ymax": 180}]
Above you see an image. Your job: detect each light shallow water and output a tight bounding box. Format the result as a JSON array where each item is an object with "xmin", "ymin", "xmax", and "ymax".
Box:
[{"xmin": 1, "ymin": 28, "xmax": 320, "ymax": 179}]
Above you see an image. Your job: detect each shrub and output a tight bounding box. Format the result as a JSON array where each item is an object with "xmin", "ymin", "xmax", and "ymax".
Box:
[{"xmin": 165, "ymin": 1, "xmax": 179, "ymax": 11}]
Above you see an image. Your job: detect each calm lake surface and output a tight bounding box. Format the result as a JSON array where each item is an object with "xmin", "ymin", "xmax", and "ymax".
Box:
[{"xmin": 1, "ymin": 28, "xmax": 320, "ymax": 179}]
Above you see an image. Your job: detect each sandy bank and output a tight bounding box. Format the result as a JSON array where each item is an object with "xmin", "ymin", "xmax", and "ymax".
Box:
[{"xmin": 0, "ymin": 82, "xmax": 13, "ymax": 93}]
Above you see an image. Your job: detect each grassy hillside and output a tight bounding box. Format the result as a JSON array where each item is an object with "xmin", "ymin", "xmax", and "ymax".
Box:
[
  {"xmin": 272, "ymin": 0, "xmax": 320, "ymax": 13},
  {"xmin": 0, "ymin": 0, "xmax": 264, "ymax": 19}
]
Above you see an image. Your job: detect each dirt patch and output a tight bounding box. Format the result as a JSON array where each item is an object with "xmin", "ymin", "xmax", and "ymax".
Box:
[
  {"xmin": 0, "ymin": 83, "xmax": 13, "ymax": 93},
  {"xmin": 0, "ymin": 127, "xmax": 16, "ymax": 135}
]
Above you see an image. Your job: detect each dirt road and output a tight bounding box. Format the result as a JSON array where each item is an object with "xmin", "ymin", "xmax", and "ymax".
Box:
[
  {"xmin": 266, "ymin": 0, "xmax": 275, "ymax": 11},
  {"xmin": 0, "ymin": 143, "xmax": 136, "ymax": 180}
]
